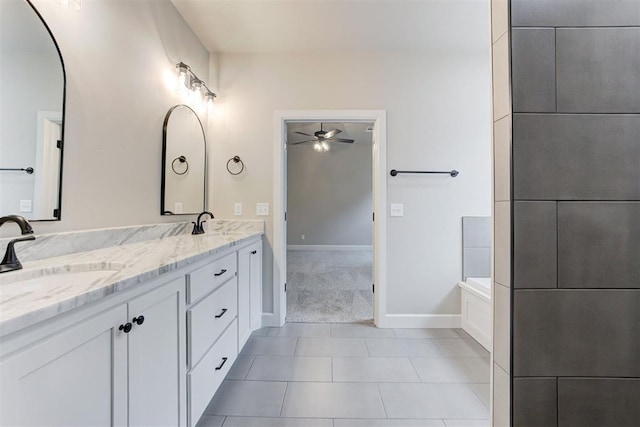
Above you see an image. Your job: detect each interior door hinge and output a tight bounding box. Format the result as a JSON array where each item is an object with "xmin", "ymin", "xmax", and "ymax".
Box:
[
  {"xmin": 285, "ymin": 212, "xmax": 287, "ymax": 221},
  {"xmin": 372, "ymin": 283, "xmax": 375, "ymax": 293},
  {"xmin": 372, "ymin": 212, "xmax": 375, "ymax": 222},
  {"xmin": 284, "ymin": 283, "xmax": 287, "ymax": 292},
  {"xmin": 56, "ymin": 139, "xmax": 63, "ymax": 149}
]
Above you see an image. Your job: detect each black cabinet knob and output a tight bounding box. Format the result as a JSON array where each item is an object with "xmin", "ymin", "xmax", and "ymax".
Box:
[
  {"xmin": 132, "ymin": 315, "xmax": 145, "ymax": 325},
  {"xmin": 119, "ymin": 323, "xmax": 132, "ymax": 333},
  {"xmin": 214, "ymin": 269, "xmax": 227, "ymax": 277},
  {"xmin": 251, "ymin": 250, "xmax": 257, "ymax": 255}
]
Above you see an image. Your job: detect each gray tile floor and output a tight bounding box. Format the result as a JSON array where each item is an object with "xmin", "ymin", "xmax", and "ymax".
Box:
[
  {"xmin": 198, "ymin": 323, "xmax": 490, "ymax": 427},
  {"xmin": 286, "ymin": 250, "xmax": 373, "ymax": 323}
]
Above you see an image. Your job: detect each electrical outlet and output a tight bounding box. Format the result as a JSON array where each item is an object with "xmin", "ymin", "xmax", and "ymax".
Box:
[
  {"xmin": 234, "ymin": 203, "xmax": 243, "ymax": 216},
  {"xmin": 19, "ymin": 200, "xmax": 32, "ymax": 213},
  {"xmin": 390, "ymin": 203, "xmax": 404, "ymax": 217},
  {"xmin": 256, "ymin": 203, "xmax": 269, "ymax": 216}
]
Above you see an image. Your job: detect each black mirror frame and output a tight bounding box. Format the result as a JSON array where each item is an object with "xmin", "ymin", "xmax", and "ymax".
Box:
[
  {"xmin": 160, "ymin": 104, "xmax": 207, "ymax": 216},
  {"xmin": 24, "ymin": 0, "xmax": 67, "ymax": 221}
]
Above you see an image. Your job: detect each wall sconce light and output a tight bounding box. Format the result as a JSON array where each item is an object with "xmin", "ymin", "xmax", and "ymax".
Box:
[
  {"xmin": 175, "ymin": 62, "xmax": 217, "ymax": 112},
  {"xmin": 53, "ymin": 0, "xmax": 82, "ymax": 10}
]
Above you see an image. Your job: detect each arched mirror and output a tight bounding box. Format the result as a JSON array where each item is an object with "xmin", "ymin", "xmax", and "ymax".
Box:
[
  {"xmin": 161, "ymin": 105, "xmax": 206, "ymax": 215},
  {"xmin": 0, "ymin": 0, "xmax": 66, "ymax": 220}
]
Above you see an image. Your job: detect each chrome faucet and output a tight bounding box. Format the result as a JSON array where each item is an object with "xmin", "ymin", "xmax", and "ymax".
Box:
[
  {"xmin": 0, "ymin": 215, "xmax": 36, "ymax": 273},
  {"xmin": 192, "ymin": 211, "xmax": 214, "ymax": 235}
]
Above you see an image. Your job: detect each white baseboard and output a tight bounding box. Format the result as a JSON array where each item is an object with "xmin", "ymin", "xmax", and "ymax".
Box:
[
  {"xmin": 380, "ymin": 314, "xmax": 462, "ymax": 329},
  {"xmin": 261, "ymin": 312, "xmax": 281, "ymax": 327},
  {"xmin": 287, "ymin": 245, "xmax": 373, "ymax": 251}
]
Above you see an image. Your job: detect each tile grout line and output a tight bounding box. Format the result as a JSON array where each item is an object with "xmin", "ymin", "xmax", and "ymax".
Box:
[
  {"xmin": 243, "ymin": 355, "xmax": 257, "ymax": 380},
  {"xmin": 408, "ymin": 357, "xmax": 424, "ymax": 383},
  {"xmin": 278, "ymin": 381, "xmax": 289, "ymax": 418},
  {"xmin": 376, "ymin": 382, "xmax": 390, "ymax": 418}
]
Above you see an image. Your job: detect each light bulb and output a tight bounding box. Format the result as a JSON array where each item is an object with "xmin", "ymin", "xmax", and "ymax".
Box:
[
  {"xmin": 313, "ymin": 142, "xmax": 321, "ymax": 152},
  {"xmin": 190, "ymin": 79, "xmax": 205, "ymax": 109},
  {"xmin": 322, "ymin": 142, "xmax": 329, "ymax": 152},
  {"xmin": 175, "ymin": 62, "xmax": 190, "ymax": 95},
  {"xmin": 205, "ymin": 92, "xmax": 216, "ymax": 113}
]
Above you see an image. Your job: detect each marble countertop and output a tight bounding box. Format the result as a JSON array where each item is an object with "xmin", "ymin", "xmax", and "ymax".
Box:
[{"xmin": 0, "ymin": 226, "xmax": 262, "ymax": 338}]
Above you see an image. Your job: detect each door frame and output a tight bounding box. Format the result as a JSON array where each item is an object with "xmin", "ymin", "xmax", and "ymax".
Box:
[{"xmin": 272, "ymin": 110, "xmax": 387, "ymax": 327}]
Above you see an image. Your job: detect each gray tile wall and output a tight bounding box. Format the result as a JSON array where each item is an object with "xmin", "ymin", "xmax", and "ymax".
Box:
[{"xmin": 510, "ymin": 1, "xmax": 640, "ymax": 425}]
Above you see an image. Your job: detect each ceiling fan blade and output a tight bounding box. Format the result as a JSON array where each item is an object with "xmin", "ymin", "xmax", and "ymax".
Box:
[
  {"xmin": 328, "ymin": 138, "xmax": 354, "ymax": 143},
  {"xmin": 295, "ymin": 131, "xmax": 313, "ymax": 136},
  {"xmin": 323, "ymin": 129, "xmax": 342, "ymax": 139},
  {"xmin": 290, "ymin": 139, "xmax": 317, "ymax": 145}
]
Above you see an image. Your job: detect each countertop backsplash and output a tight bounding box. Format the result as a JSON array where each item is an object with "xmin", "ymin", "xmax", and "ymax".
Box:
[{"xmin": 0, "ymin": 220, "xmax": 265, "ymax": 263}]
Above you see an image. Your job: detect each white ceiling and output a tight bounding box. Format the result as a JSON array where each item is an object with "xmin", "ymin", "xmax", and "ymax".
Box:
[{"xmin": 170, "ymin": 0, "xmax": 490, "ymax": 54}]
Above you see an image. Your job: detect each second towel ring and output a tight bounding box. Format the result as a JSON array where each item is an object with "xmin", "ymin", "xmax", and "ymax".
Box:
[
  {"xmin": 171, "ymin": 156, "xmax": 189, "ymax": 175},
  {"xmin": 226, "ymin": 156, "xmax": 245, "ymax": 175}
]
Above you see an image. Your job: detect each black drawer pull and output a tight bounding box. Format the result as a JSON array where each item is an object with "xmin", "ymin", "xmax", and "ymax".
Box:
[
  {"xmin": 215, "ymin": 308, "xmax": 228, "ymax": 318},
  {"xmin": 251, "ymin": 250, "xmax": 257, "ymax": 255},
  {"xmin": 215, "ymin": 357, "xmax": 228, "ymax": 371},
  {"xmin": 214, "ymin": 269, "xmax": 227, "ymax": 277}
]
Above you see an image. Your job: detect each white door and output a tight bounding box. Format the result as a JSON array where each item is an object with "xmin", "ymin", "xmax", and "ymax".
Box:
[
  {"xmin": 0, "ymin": 305, "xmax": 128, "ymax": 426},
  {"xmin": 128, "ymin": 278, "xmax": 186, "ymax": 427},
  {"xmin": 33, "ymin": 113, "xmax": 62, "ymax": 219},
  {"xmin": 281, "ymin": 131, "xmax": 288, "ymax": 321},
  {"xmin": 250, "ymin": 241, "xmax": 263, "ymax": 330},
  {"xmin": 237, "ymin": 246, "xmax": 252, "ymax": 349}
]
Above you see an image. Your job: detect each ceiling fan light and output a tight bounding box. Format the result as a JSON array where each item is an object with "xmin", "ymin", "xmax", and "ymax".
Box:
[
  {"xmin": 313, "ymin": 142, "xmax": 321, "ymax": 152},
  {"xmin": 321, "ymin": 142, "xmax": 329, "ymax": 151}
]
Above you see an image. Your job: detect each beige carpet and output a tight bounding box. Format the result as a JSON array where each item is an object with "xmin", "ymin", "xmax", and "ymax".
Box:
[{"xmin": 286, "ymin": 249, "xmax": 373, "ymax": 323}]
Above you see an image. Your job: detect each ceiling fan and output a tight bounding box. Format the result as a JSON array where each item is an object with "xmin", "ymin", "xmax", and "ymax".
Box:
[{"xmin": 290, "ymin": 123, "xmax": 354, "ymax": 152}]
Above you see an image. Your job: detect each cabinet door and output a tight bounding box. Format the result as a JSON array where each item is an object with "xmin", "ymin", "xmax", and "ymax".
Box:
[
  {"xmin": 0, "ymin": 305, "xmax": 128, "ymax": 426},
  {"xmin": 128, "ymin": 277, "xmax": 186, "ymax": 427},
  {"xmin": 237, "ymin": 245, "xmax": 252, "ymax": 350},
  {"xmin": 249, "ymin": 241, "xmax": 263, "ymax": 330}
]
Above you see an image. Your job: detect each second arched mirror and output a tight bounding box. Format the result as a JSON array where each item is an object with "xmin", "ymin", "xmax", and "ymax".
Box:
[{"xmin": 161, "ymin": 105, "xmax": 206, "ymax": 215}]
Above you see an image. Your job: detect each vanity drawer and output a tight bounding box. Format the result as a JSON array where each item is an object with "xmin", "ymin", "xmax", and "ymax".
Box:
[
  {"xmin": 188, "ymin": 320, "xmax": 237, "ymax": 427},
  {"xmin": 187, "ymin": 252, "xmax": 237, "ymax": 304},
  {"xmin": 187, "ymin": 277, "xmax": 238, "ymax": 367}
]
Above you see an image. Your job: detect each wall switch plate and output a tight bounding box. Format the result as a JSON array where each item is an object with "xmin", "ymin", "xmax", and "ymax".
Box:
[
  {"xmin": 19, "ymin": 200, "xmax": 32, "ymax": 213},
  {"xmin": 234, "ymin": 203, "xmax": 243, "ymax": 216},
  {"xmin": 256, "ymin": 203, "xmax": 270, "ymax": 216},
  {"xmin": 390, "ymin": 203, "xmax": 404, "ymax": 217}
]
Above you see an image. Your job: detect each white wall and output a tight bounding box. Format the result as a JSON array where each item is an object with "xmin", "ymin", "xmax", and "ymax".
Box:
[
  {"xmin": 1, "ymin": 0, "xmax": 209, "ymax": 237},
  {"xmin": 208, "ymin": 51, "xmax": 492, "ymax": 319},
  {"xmin": 286, "ymin": 127, "xmax": 372, "ymax": 246}
]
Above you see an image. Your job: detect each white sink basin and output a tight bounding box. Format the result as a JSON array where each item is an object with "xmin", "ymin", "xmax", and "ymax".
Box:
[{"xmin": 0, "ymin": 262, "xmax": 125, "ymax": 297}]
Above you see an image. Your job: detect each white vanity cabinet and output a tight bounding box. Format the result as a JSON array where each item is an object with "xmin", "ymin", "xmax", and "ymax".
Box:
[
  {"xmin": 0, "ymin": 276, "xmax": 186, "ymax": 427},
  {"xmin": 186, "ymin": 252, "xmax": 239, "ymax": 426},
  {"xmin": 237, "ymin": 240, "xmax": 263, "ymax": 349},
  {"xmin": 127, "ymin": 278, "xmax": 186, "ymax": 426},
  {"xmin": 0, "ymin": 305, "xmax": 128, "ymax": 426},
  {"xmin": 0, "ymin": 234, "xmax": 263, "ymax": 427}
]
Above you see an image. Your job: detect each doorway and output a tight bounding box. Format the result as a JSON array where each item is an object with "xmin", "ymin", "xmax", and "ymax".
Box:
[
  {"xmin": 285, "ymin": 121, "xmax": 374, "ymax": 323},
  {"xmin": 272, "ymin": 110, "xmax": 387, "ymax": 328}
]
